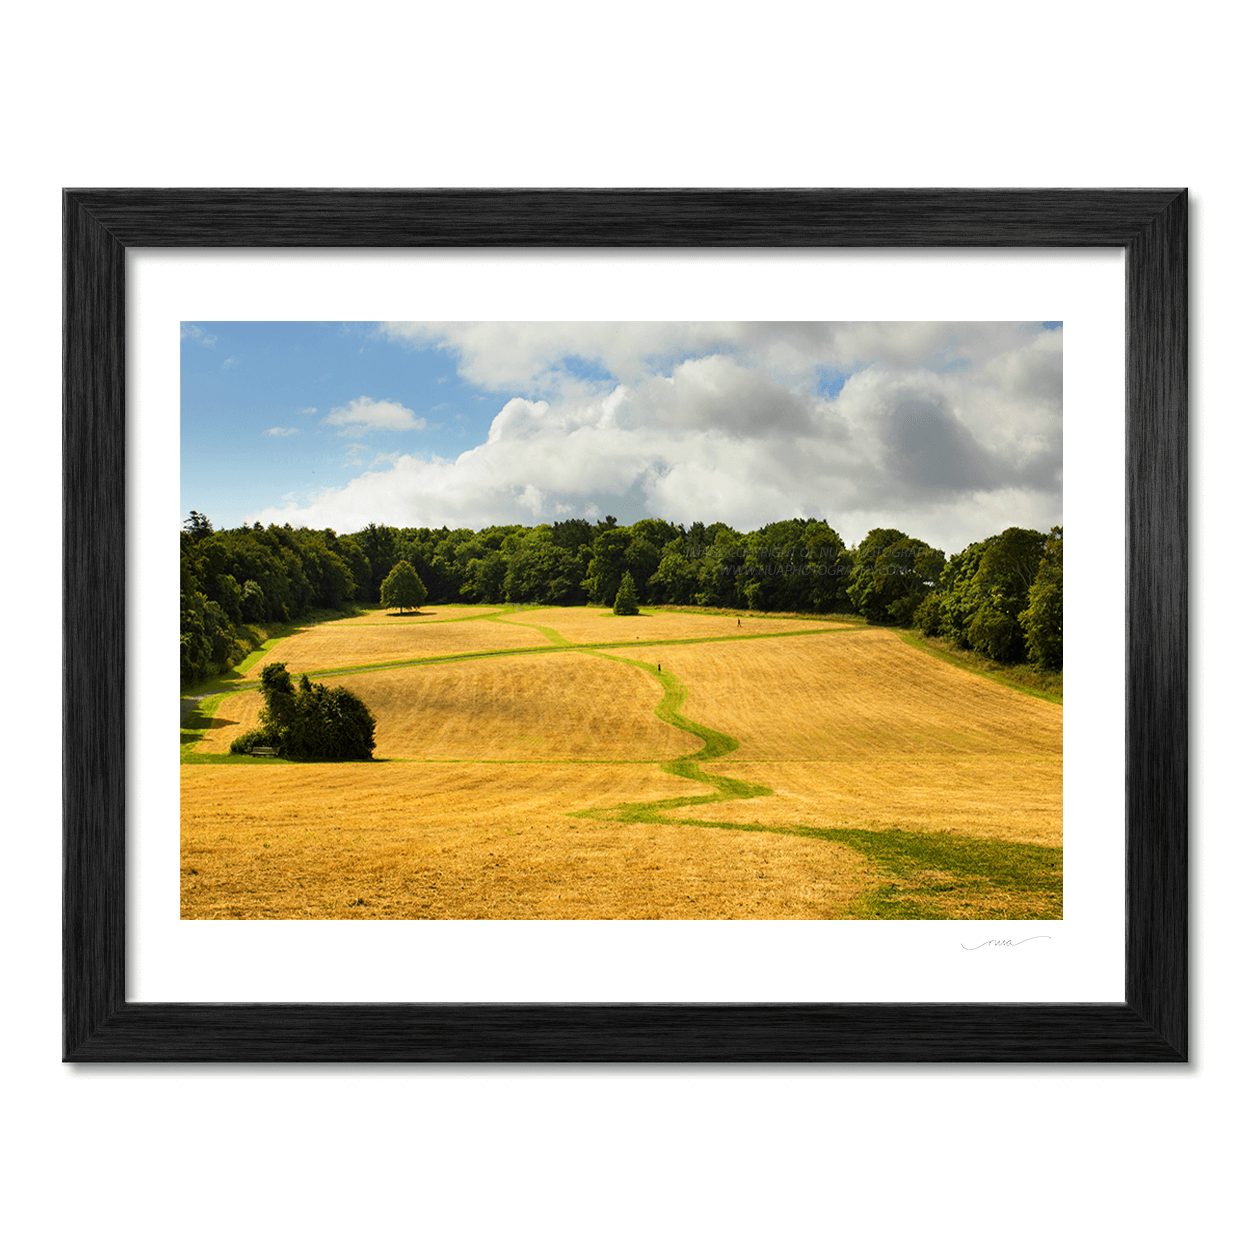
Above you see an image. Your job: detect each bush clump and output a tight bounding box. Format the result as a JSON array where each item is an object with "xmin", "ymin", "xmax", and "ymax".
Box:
[
  {"xmin": 229, "ymin": 662, "xmax": 376, "ymax": 760},
  {"xmin": 228, "ymin": 728, "xmax": 275, "ymax": 755}
]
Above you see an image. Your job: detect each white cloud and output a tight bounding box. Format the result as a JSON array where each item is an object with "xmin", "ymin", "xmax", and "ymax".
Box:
[
  {"xmin": 220, "ymin": 356, "xmax": 238, "ymax": 369},
  {"xmin": 181, "ymin": 323, "xmax": 217, "ymax": 348},
  {"xmin": 341, "ymin": 443, "xmax": 369, "ymax": 467},
  {"xmin": 263, "ymin": 427, "xmax": 299, "ymax": 438},
  {"xmin": 323, "ymin": 395, "xmax": 425, "ymax": 435},
  {"xmin": 298, "ymin": 406, "xmax": 318, "ymax": 415},
  {"xmin": 248, "ymin": 323, "xmax": 1061, "ymax": 554}
]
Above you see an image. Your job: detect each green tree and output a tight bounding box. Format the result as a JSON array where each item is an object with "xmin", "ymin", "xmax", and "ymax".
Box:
[
  {"xmin": 583, "ymin": 527, "xmax": 633, "ymax": 604},
  {"xmin": 613, "ymin": 570, "xmax": 640, "ymax": 615},
  {"xmin": 936, "ymin": 540, "xmax": 991, "ymax": 647},
  {"xmin": 624, "ymin": 536, "xmax": 662, "ymax": 604},
  {"xmin": 913, "ymin": 590, "xmax": 943, "ymax": 636},
  {"xmin": 501, "ymin": 528, "xmax": 583, "ymax": 604},
  {"xmin": 801, "ymin": 520, "xmax": 854, "ymax": 614},
  {"xmin": 258, "ymin": 660, "xmax": 298, "ymax": 731},
  {"xmin": 184, "ymin": 510, "xmax": 213, "ymax": 539},
  {"xmin": 380, "ymin": 560, "xmax": 428, "ymax": 613},
  {"xmin": 1019, "ymin": 526, "xmax": 1063, "ymax": 669},
  {"xmin": 462, "ymin": 549, "xmax": 507, "ymax": 603},
  {"xmin": 694, "ymin": 523, "xmax": 745, "ymax": 607},
  {"xmin": 356, "ymin": 523, "xmax": 400, "ymax": 600},
  {"xmin": 239, "ymin": 578, "xmax": 266, "ymax": 623},
  {"xmin": 966, "ymin": 527, "xmax": 1047, "ymax": 662},
  {"xmin": 236, "ymin": 662, "xmax": 376, "ymax": 760},
  {"xmin": 848, "ymin": 529, "xmax": 945, "ymax": 625},
  {"xmin": 650, "ymin": 537, "xmax": 699, "ymax": 605}
]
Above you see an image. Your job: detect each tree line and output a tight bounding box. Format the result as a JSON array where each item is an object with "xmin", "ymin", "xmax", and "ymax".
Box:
[{"xmin": 180, "ymin": 510, "xmax": 1061, "ymax": 683}]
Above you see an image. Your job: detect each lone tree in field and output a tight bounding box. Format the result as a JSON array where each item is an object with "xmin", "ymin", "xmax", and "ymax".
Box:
[
  {"xmin": 613, "ymin": 570, "xmax": 640, "ymax": 615},
  {"xmin": 380, "ymin": 559, "xmax": 428, "ymax": 614},
  {"xmin": 230, "ymin": 662, "xmax": 376, "ymax": 760}
]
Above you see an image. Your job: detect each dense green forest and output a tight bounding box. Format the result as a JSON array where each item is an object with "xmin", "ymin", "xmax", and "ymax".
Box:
[{"xmin": 180, "ymin": 510, "xmax": 1061, "ymax": 684}]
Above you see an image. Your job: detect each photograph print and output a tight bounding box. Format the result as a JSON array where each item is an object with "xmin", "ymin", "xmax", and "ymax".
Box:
[{"xmin": 179, "ymin": 320, "xmax": 1063, "ymax": 921}]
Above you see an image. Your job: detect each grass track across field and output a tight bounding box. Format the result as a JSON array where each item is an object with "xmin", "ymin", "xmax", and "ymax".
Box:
[
  {"xmin": 566, "ymin": 649, "xmax": 1059, "ymax": 919},
  {"xmin": 181, "ymin": 605, "xmax": 1061, "ymax": 918},
  {"xmin": 190, "ymin": 624, "xmax": 850, "ymax": 700}
]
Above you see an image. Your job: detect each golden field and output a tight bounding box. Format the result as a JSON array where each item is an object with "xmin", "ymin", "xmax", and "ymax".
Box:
[
  {"xmin": 198, "ymin": 650, "xmax": 699, "ymax": 760},
  {"xmin": 182, "ymin": 606, "xmax": 1061, "ymax": 919},
  {"xmin": 615, "ymin": 630, "xmax": 1060, "ymax": 763},
  {"xmin": 181, "ymin": 762, "xmax": 877, "ymax": 919},
  {"xmin": 516, "ymin": 605, "xmax": 852, "ymax": 645},
  {"xmin": 259, "ymin": 607, "xmax": 540, "ymax": 671}
]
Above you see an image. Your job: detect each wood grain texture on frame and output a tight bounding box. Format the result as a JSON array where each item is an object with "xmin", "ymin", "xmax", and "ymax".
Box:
[{"xmin": 63, "ymin": 188, "xmax": 1188, "ymax": 1062}]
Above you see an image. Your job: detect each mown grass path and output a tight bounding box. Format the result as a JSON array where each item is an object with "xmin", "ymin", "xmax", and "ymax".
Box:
[
  {"xmin": 181, "ymin": 608, "xmax": 1061, "ymax": 918},
  {"xmin": 568, "ymin": 649, "xmax": 1061, "ymax": 920}
]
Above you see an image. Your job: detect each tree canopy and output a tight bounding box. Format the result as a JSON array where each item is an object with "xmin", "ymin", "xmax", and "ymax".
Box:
[{"xmin": 380, "ymin": 560, "xmax": 428, "ymax": 613}]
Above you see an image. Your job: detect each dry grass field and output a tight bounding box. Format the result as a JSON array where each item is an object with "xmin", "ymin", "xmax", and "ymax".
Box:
[
  {"xmin": 320, "ymin": 651, "xmax": 696, "ymax": 761},
  {"xmin": 697, "ymin": 757, "xmax": 1062, "ymax": 846},
  {"xmin": 196, "ymin": 690, "xmax": 264, "ymax": 753},
  {"xmin": 615, "ymin": 631, "xmax": 1060, "ymax": 762},
  {"xmin": 614, "ymin": 631, "xmax": 1062, "ymax": 846},
  {"xmin": 182, "ymin": 605, "xmax": 1062, "ymax": 920},
  {"xmin": 181, "ymin": 762, "xmax": 878, "ymax": 919},
  {"xmin": 259, "ymin": 607, "xmax": 540, "ymax": 671},
  {"xmin": 517, "ymin": 605, "xmax": 852, "ymax": 645}
]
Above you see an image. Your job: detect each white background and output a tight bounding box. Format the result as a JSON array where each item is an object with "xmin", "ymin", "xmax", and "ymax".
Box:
[
  {"xmin": 131, "ymin": 250, "xmax": 1123, "ymax": 1005},
  {"xmin": 5, "ymin": 4, "xmax": 1241, "ymax": 1248}
]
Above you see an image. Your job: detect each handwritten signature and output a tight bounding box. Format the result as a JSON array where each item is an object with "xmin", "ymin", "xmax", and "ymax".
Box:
[{"xmin": 961, "ymin": 936, "xmax": 1051, "ymax": 950}]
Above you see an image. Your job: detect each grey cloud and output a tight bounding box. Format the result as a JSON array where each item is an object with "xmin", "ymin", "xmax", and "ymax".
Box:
[{"xmin": 886, "ymin": 397, "xmax": 1008, "ymax": 497}]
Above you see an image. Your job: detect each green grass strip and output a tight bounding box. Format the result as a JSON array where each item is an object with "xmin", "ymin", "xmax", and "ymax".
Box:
[
  {"xmin": 571, "ymin": 650, "xmax": 772, "ymax": 821},
  {"xmin": 483, "ymin": 607, "xmax": 573, "ymax": 646},
  {"xmin": 566, "ymin": 646, "xmax": 1060, "ymax": 919},
  {"xmin": 209, "ymin": 625, "xmax": 849, "ymax": 691},
  {"xmin": 321, "ymin": 606, "xmax": 513, "ymax": 626},
  {"xmin": 892, "ymin": 630, "xmax": 1063, "ymax": 705}
]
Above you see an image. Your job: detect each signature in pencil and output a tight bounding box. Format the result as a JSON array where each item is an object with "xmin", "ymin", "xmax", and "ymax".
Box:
[{"xmin": 961, "ymin": 936, "xmax": 1051, "ymax": 950}]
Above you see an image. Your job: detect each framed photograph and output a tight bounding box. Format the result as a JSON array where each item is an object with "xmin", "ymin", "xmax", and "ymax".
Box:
[{"xmin": 64, "ymin": 189, "xmax": 1186, "ymax": 1061}]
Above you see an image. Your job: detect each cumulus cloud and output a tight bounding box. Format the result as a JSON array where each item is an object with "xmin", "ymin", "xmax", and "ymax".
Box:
[
  {"xmin": 249, "ymin": 323, "xmax": 1062, "ymax": 553},
  {"xmin": 298, "ymin": 406, "xmax": 318, "ymax": 415},
  {"xmin": 264, "ymin": 427, "xmax": 299, "ymax": 437},
  {"xmin": 323, "ymin": 396, "xmax": 425, "ymax": 435}
]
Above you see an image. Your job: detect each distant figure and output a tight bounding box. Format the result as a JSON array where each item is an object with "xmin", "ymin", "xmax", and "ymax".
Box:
[
  {"xmin": 657, "ymin": 663, "xmax": 661, "ymax": 673},
  {"xmin": 737, "ymin": 618, "xmax": 741, "ymax": 628}
]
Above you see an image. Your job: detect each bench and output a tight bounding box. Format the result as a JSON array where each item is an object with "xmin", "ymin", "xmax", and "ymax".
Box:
[{"xmin": 250, "ymin": 746, "xmax": 277, "ymax": 757}]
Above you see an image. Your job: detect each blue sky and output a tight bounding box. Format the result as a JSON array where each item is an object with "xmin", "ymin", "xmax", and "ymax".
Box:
[
  {"xmin": 181, "ymin": 322, "xmax": 513, "ymax": 527},
  {"xmin": 182, "ymin": 321, "xmax": 1062, "ymax": 553}
]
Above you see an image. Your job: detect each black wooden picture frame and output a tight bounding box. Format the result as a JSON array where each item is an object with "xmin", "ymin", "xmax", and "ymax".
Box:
[{"xmin": 63, "ymin": 188, "xmax": 1187, "ymax": 1062}]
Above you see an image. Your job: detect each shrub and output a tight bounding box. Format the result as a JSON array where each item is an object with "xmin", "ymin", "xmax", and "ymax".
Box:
[
  {"xmin": 229, "ymin": 728, "xmax": 276, "ymax": 755},
  {"xmin": 252, "ymin": 661, "xmax": 376, "ymax": 760}
]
